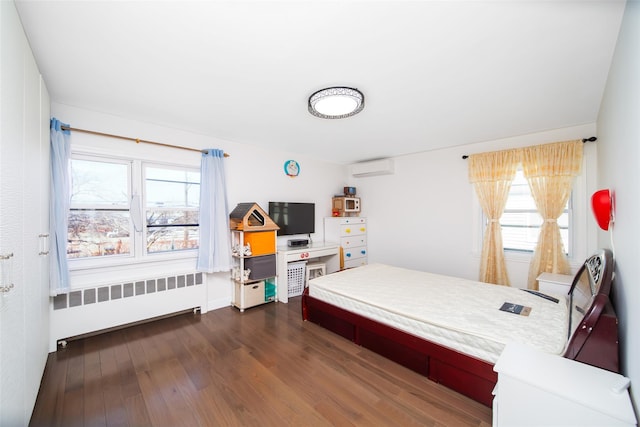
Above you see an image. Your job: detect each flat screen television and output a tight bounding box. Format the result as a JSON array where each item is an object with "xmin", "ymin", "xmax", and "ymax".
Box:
[{"xmin": 268, "ymin": 202, "xmax": 315, "ymax": 236}]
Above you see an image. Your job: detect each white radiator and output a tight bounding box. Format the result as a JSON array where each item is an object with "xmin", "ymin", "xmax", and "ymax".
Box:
[{"xmin": 49, "ymin": 272, "xmax": 206, "ymax": 351}]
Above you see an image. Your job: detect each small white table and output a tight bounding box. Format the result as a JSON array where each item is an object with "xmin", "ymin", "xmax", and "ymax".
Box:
[
  {"xmin": 536, "ymin": 272, "xmax": 573, "ymax": 297},
  {"xmin": 276, "ymin": 242, "xmax": 340, "ymax": 303}
]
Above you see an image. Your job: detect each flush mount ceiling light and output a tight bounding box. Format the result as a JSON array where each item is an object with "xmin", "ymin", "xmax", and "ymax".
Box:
[{"xmin": 308, "ymin": 87, "xmax": 364, "ymax": 119}]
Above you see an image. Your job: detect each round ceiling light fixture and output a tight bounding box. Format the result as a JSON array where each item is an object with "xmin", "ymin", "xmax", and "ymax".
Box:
[{"xmin": 308, "ymin": 86, "xmax": 364, "ymax": 119}]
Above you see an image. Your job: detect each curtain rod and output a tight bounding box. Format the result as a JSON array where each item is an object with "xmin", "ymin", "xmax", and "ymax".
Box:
[
  {"xmin": 461, "ymin": 136, "xmax": 596, "ymax": 160},
  {"xmin": 60, "ymin": 125, "xmax": 230, "ymax": 157}
]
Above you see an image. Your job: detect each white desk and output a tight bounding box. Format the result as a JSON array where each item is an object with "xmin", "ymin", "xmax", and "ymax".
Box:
[{"xmin": 276, "ymin": 241, "xmax": 340, "ymax": 303}]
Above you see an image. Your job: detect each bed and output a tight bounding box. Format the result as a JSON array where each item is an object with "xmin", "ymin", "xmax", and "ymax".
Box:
[{"xmin": 301, "ymin": 249, "xmax": 618, "ymax": 407}]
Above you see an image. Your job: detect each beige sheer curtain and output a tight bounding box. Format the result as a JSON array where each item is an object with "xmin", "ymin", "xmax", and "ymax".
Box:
[
  {"xmin": 469, "ymin": 149, "xmax": 520, "ymax": 286},
  {"xmin": 522, "ymin": 140, "xmax": 583, "ymax": 289}
]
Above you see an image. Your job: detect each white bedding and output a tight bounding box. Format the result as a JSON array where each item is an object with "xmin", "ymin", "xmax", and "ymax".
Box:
[{"xmin": 308, "ymin": 263, "xmax": 569, "ymax": 363}]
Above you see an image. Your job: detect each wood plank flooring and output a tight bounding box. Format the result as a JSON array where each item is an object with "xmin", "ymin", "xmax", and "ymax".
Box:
[{"xmin": 29, "ymin": 297, "xmax": 492, "ymax": 426}]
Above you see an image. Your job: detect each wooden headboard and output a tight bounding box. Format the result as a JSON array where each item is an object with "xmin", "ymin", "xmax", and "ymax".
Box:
[{"xmin": 563, "ymin": 249, "xmax": 619, "ymax": 372}]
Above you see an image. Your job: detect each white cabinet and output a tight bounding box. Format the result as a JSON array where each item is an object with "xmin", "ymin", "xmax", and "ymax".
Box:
[
  {"xmin": 1, "ymin": 2, "xmax": 50, "ymax": 424},
  {"xmin": 537, "ymin": 272, "xmax": 573, "ymax": 297},
  {"xmin": 324, "ymin": 217, "xmax": 367, "ymax": 269},
  {"xmin": 493, "ymin": 342, "xmax": 637, "ymax": 427}
]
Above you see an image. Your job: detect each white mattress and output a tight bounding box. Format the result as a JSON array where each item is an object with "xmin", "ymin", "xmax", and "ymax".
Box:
[{"xmin": 309, "ymin": 263, "xmax": 569, "ymax": 363}]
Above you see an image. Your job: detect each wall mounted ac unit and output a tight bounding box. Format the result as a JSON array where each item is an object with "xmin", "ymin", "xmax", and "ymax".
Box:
[{"xmin": 349, "ymin": 158, "xmax": 394, "ymax": 177}]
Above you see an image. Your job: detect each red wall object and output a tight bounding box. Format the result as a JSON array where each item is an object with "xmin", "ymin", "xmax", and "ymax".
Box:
[{"xmin": 591, "ymin": 189, "xmax": 612, "ymax": 230}]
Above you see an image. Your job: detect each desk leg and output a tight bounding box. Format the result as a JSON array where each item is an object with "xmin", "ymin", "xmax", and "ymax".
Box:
[
  {"xmin": 325, "ymin": 254, "xmax": 340, "ymax": 274},
  {"xmin": 276, "ymin": 253, "xmax": 289, "ymax": 304}
]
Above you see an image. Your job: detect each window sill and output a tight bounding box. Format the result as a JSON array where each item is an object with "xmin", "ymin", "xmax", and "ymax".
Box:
[
  {"xmin": 503, "ymin": 250, "xmax": 534, "ymax": 264},
  {"xmin": 68, "ymin": 252, "xmax": 200, "ymax": 289},
  {"xmin": 69, "ymin": 250, "xmax": 198, "ymax": 272},
  {"xmin": 503, "ymin": 250, "xmax": 582, "ymax": 271}
]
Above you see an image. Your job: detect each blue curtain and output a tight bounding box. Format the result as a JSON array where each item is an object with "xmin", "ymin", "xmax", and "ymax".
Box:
[
  {"xmin": 196, "ymin": 149, "xmax": 232, "ymax": 273},
  {"xmin": 49, "ymin": 118, "xmax": 71, "ymax": 296}
]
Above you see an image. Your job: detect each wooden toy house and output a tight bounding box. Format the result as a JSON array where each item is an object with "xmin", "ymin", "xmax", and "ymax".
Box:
[{"xmin": 229, "ymin": 202, "xmax": 279, "ymax": 231}]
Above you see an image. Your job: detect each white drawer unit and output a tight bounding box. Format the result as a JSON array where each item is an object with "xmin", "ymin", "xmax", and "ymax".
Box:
[
  {"xmin": 324, "ymin": 217, "xmax": 367, "ymax": 269},
  {"xmin": 536, "ymin": 272, "xmax": 573, "ymax": 297}
]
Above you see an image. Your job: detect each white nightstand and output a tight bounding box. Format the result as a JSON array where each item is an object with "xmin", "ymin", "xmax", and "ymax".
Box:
[
  {"xmin": 536, "ymin": 272, "xmax": 573, "ymax": 297},
  {"xmin": 493, "ymin": 342, "xmax": 637, "ymax": 427}
]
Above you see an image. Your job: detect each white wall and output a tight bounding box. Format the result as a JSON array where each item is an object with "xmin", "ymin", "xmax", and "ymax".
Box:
[
  {"xmin": 596, "ymin": 0, "xmax": 640, "ymax": 414},
  {"xmin": 51, "ymin": 103, "xmax": 347, "ymax": 315},
  {"xmin": 354, "ymin": 123, "xmax": 598, "ymax": 289}
]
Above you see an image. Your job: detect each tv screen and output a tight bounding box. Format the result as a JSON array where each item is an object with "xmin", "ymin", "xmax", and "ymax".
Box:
[{"xmin": 268, "ymin": 202, "xmax": 315, "ymax": 236}]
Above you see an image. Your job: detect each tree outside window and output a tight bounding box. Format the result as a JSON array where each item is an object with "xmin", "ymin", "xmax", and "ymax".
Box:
[{"xmin": 68, "ymin": 156, "xmax": 200, "ymax": 261}]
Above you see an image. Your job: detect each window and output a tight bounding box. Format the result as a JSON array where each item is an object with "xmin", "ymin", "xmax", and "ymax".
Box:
[
  {"xmin": 498, "ymin": 169, "xmax": 571, "ymax": 254},
  {"xmin": 68, "ymin": 157, "xmax": 132, "ymax": 258},
  {"xmin": 144, "ymin": 165, "xmax": 200, "ymax": 253},
  {"xmin": 68, "ymin": 154, "xmax": 200, "ymax": 262}
]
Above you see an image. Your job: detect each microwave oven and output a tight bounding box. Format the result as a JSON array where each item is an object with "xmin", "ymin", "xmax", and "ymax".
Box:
[{"xmin": 332, "ymin": 196, "xmax": 360, "ymax": 216}]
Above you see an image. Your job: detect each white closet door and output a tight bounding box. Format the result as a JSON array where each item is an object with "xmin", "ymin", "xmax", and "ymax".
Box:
[{"xmin": 0, "ymin": 2, "xmax": 50, "ymax": 425}]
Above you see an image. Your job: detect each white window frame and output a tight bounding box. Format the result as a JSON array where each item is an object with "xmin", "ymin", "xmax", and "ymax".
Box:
[
  {"xmin": 68, "ymin": 153, "xmax": 135, "ymax": 266},
  {"xmin": 68, "ymin": 151, "xmax": 200, "ymax": 272}
]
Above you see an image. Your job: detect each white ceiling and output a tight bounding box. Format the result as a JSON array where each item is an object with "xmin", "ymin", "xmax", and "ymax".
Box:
[{"xmin": 15, "ymin": 0, "xmax": 626, "ymax": 164}]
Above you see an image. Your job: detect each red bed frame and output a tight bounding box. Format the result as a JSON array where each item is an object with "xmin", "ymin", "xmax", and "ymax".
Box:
[
  {"xmin": 302, "ymin": 288, "xmax": 498, "ymax": 406},
  {"xmin": 301, "ymin": 249, "xmax": 619, "ymax": 407}
]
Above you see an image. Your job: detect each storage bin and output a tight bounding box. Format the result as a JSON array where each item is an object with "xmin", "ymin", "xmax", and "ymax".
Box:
[
  {"xmin": 305, "ymin": 262, "xmax": 326, "ymax": 288},
  {"xmin": 287, "ymin": 261, "xmax": 306, "ymax": 297},
  {"xmin": 234, "ymin": 280, "xmax": 265, "ymax": 309},
  {"xmin": 243, "ymin": 231, "xmax": 276, "ymax": 256},
  {"xmin": 244, "ymin": 254, "xmax": 276, "ymax": 280},
  {"xmin": 265, "ymin": 279, "xmax": 276, "ymax": 302}
]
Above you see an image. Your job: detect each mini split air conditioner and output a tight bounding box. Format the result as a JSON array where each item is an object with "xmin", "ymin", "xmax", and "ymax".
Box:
[{"xmin": 349, "ymin": 158, "xmax": 394, "ymax": 177}]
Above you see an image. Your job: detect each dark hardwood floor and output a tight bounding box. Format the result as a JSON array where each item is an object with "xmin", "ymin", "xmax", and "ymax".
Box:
[{"xmin": 30, "ymin": 297, "xmax": 492, "ymax": 426}]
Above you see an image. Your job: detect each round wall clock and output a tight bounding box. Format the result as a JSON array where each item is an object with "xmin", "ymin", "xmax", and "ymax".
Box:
[{"xmin": 284, "ymin": 160, "xmax": 300, "ymax": 177}]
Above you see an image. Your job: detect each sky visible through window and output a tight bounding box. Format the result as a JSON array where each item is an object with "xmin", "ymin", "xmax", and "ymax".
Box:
[
  {"xmin": 500, "ymin": 169, "xmax": 569, "ymax": 254},
  {"xmin": 68, "ymin": 158, "xmax": 201, "ymax": 258}
]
